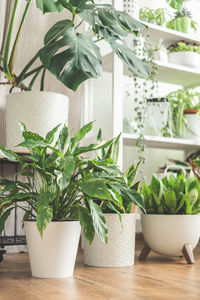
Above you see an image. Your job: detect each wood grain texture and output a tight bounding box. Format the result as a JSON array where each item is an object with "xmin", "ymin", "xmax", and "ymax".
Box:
[{"xmin": 0, "ymin": 242, "xmax": 200, "ymax": 300}]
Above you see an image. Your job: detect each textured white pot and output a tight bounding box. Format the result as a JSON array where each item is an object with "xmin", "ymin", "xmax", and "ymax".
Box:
[
  {"xmin": 5, "ymin": 91, "xmax": 69, "ymax": 151},
  {"xmin": 84, "ymin": 213, "xmax": 136, "ymax": 267},
  {"xmin": 25, "ymin": 221, "xmax": 81, "ymax": 278},
  {"xmin": 141, "ymin": 214, "xmax": 200, "ymax": 257},
  {"xmin": 183, "ymin": 113, "xmax": 200, "ymax": 141},
  {"xmin": 123, "ymin": 0, "xmax": 139, "ymax": 19},
  {"xmin": 168, "ymin": 52, "xmax": 200, "ymax": 69}
]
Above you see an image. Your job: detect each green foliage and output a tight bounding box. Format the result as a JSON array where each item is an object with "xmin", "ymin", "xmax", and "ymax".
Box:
[
  {"xmin": 166, "ymin": 9, "xmax": 197, "ymax": 33},
  {"xmin": 139, "ymin": 7, "xmax": 171, "ymax": 26},
  {"xmin": 1, "ymin": 0, "xmax": 148, "ymax": 92},
  {"xmin": 0, "ymin": 122, "xmax": 145, "ymax": 244},
  {"xmin": 168, "ymin": 41, "xmax": 200, "ymax": 54},
  {"xmin": 167, "ymin": 87, "xmax": 200, "ymax": 137},
  {"xmin": 166, "ymin": 0, "xmax": 183, "ymax": 10},
  {"xmin": 141, "ymin": 172, "xmax": 200, "ymax": 215}
]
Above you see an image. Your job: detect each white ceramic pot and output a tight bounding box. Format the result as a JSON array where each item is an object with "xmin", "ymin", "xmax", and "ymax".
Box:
[
  {"xmin": 25, "ymin": 221, "xmax": 81, "ymax": 278},
  {"xmin": 183, "ymin": 112, "xmax": 200, "ymax": 141},
  {"xmin": 141, "ymin": 214, "xmax": 200, "ymax": 257},
  {"xmin": 153, "ymin": 50, "xmax": 168, "ymax": 64},
  {"xmin": 84, "ymin": 213, "xmax": 136, "ymax": 267},
  {"xmin": 5, "ymin": 91, "xmax": 69, "ymax": 151},
  {"xmin": 168, "ymin": 52, "xmax": 200, "ymax": 69}
]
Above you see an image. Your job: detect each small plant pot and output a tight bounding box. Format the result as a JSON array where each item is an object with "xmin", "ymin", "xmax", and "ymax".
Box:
[
  {"xmin": 5, "ymin": 91, "xmax": 69, "ymax": 151},
  {"xmin": 173, "ymin": 16, "xmax": 191, "ymax": 33},
  {"xmin": 144, "ymin": 98, "xmax": 172, "ymax": 136},
  {"xmin": 141, "ymin": 214, "xmax": 200, "ymax": 257},
  {"xmin": 83, "ymin": 213, "xmax": 136, "ymax": 267},
  {"xmin": 153, "ymin": 49, "xmax": 168, "ymax": 63},
  {"xmin": 25, "ymin": 220, "xmax": 81, "ymax": 278},
  {"xmin": 168, "ymin": 51, "xmax": 200, "ymax": 69},
  {"xmin": 183, "ymin": 110, "xmax": 200, "ymax": 140}
]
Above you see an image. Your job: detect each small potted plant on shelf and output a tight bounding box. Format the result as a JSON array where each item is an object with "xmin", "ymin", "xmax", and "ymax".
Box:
[
  {"xmin": 83, "ymin": 132, "xmax": 145, "ymax": 267},
  {"xmin": 167, "ymin": 88, "xmax": 200, "ymax": 140},
  {"xmin": 0, "ymin": 122, "xmax": 145, "ymax": 277},
  {"xmin": 167, "ymin": 41, "xmax": 200, "ymax": 69},
  {"xmin": 0, "ymin": 0, "xmax": 148, "ymax": 150},
  {"xmin": 139, "ymin": 172, "xmax": 200, "ymax": 264},
  {"xmin": 166, "ymin": 7, "xmax": 197, "ymax": 33},
  {"xmin": 139, "ymin": 7, "xmax": 171, "ymax": 26}
]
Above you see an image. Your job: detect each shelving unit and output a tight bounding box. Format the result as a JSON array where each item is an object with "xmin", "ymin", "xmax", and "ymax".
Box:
[{"xmin": 82, "ymin": 0, "xmax": 200, "ymax": 169}]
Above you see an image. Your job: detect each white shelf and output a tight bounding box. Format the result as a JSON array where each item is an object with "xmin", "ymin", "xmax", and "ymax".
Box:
[
  {"xmin": 103, "ymin": 53, "xmax": 200, "ymax": 87},
  {"xmin": 142, "ymin": 22, "xmax": 200, "ymax": 47},
  {"xmin": 123, "ymin": 133, "xmax": 200, "ymax": 151}
]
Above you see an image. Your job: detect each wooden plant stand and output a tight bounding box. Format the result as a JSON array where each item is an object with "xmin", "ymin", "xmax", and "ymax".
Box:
[{"xmin": 139, "ymin": 243, "xmax": 195, "ymax": 264}]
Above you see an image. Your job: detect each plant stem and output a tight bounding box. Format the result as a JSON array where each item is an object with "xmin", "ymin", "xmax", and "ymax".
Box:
[
  {"xmin": 9, "ymin": 0, "xmax": 32, "ymax": 74},
  {"xmin": 3, "ymin": 0, "xmax": 19, "ymax": 80},
  {"xmin": 40, "ymin": 68, "xmax": 46, "ymax": 91}
]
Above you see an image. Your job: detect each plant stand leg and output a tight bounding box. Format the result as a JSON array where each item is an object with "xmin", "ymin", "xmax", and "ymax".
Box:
[
  {"xmin": 0, "ymin": 249, "xmax": 6, "ymax": 263},
  {"xmin": 139, "ymin": 243, "xmax": 151, "ymax": 261},
  {"xmin": 182, "ymin": 244, "xmax": 194, "ymax": 264}
]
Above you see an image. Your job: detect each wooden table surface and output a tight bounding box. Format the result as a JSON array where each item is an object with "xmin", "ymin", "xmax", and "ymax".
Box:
[{"xmin": 0, "ymin": 242, "xmax": 200, "ymax": 300}]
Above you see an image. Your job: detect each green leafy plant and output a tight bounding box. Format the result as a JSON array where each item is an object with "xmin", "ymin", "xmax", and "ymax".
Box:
[
  {"xmin": 168, "ymin": 41, "xmax": 200, "ymax": 54},
  {"xmin": 166, "ymin": 0, "xmax": 183, "ymax": 10},
  {"xmin": 166, "ymin": 8, "xmax": 197, "ymax": 33},
  {"xmin": 139, "ymin": 7, "xmax": 171, "ymax": 26},
  {"xmin": 141, "ymin": 172, "xmax": 200, "ymax": 214},
  {"xmin": 167, "ymin": 87, "xmax": 200, "ymax": 137},
  {"xmin": 0, "ymin": 122, "xmax": 145, "ymax": 244},
  {"xmin": 0, "ymin": 0, "xmax": 148, "ymax": 92}
]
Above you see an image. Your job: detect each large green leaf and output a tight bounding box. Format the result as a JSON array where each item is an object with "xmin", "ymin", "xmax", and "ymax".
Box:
[
  {"xmin": 45, "ymin": 124, "xmax": 61, "ymax": 144},
  {"xmin": 55, "ymin": 156, "xmax": 75, "ymax": 191},
  {"xmin": 36, "ymin": 206, "xmax": 53, "ymax": 237},
  {"xmin": 164, "ymin": 190, "xmax": 177, "ymax": 213},
  {"xmin": 78, "ymin": 206, "xmax": 95, "ymax": 245},
  {"xmin": 36, "ymin": 0, "xmax": 65, "ymax": 13},
  {"xmin": 71, "ymin": 122, "xmax": 93, "ymax": 152},
  {"xmin": 150, "ymin": 175, "xmax": 163, "ymax": 206},
  {"xmin": 80, "ymin": 178, "xmax": 111, "ymax": 200},
  {"xmin": 0, "ymin": 208, "xmax": 14, "ymax": 233},
  {"xmin": 36, "ymin": 192, "xmax": 55, "ymax": 212},
  {"xmin": 126, "ymin": 161, "xmax": 140, "ymax": 188},
  {"xmin": 0, "ymin": 146, "xmax": 19, "ymax": 162},
  {"xmin": 88, "ymin": 199, "xmax": 108, "ymax": 243},
  {"xmin": 40, "ymin": 23, "xmax": 102, "ymax": 91}
]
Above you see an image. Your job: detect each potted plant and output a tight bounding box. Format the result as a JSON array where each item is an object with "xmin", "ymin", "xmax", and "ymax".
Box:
[
  {"xmin": 0, "ymin": 0, "xmax": 148, "ymax": 150},
  {"xmin": 139, "ymin": 172, "xmax": 200, "ymax": 264},
  {"xmin": 0, "ymin": 121, "xmax": 145, "ymax": 277},
  {"xmin": 83, "ymin": 133, "xmax": 145, "ymax": 267},
  {"xmin": 166, "ymin": 8, "xmax": 197, "ymax": 33},
  {"xmin": 167, "ymin": 88, "xmax": 200, "ymax": 140},
  {"xmin": 139, "ymin": 7, "xmax": 171, "ymax": 26},
  {"xmin": 167, "ymin": 41, "xmax": 200, "ymax": 68}
]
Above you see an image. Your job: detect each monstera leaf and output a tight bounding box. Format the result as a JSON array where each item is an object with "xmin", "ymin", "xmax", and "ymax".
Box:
[{"xmin": 39, "ymin": 20, "xmax": 102, "ymax": 91}]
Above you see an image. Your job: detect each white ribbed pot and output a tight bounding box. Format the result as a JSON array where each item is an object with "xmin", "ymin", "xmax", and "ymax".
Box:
[
  {"xmin": 84, "ymin": 213, "xmax": 136, "ymax": 267},
  {"xmin": 168, "ymin": 52, "xmax": 200, "ymax": 69},
  {"xmin": 25, "ymin": 221, "xmax": 81, "ymax": 278},
  {"xmin": 141, "ymin": 214, "xmax": 200, "ymax": 257},
  {"xmin": 5, "ymin": 91, "xmax": 69, "ymax": 151}
]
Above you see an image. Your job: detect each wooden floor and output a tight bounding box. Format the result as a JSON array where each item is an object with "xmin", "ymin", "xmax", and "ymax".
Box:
[{"xmin": 0, "ymin": 242, "xmax": 200, "ymax": 300}]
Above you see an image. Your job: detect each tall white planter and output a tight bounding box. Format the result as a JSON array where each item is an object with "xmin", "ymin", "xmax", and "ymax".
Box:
[
  {"xmin": 25, "ymin": 221, "xmax": 81, "ymax": 278},
  {"xmin": 141, "ymin": 214, "xmax": 200, "ymax": 257},
  {"xmin": 183, "ymin": 112, "xmax": 200, "ymax": 141},
  {"xmin": 84, "ymin": 213, "xmax": 136, "ymax": 267},
  {"xmin": 5, "ymin": 91, "xmax": 69, "ymax": 151}
]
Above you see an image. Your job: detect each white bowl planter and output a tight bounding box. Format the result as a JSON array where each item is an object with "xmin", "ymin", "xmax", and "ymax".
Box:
[
  {"xmin": 25, "ymin": 221, "xmax": 81, "ymax": 278},
  {"xmin": 84, "ymin": 213, "xmax": 136, "ymax": 267},
  {"xmin": 5, "ymin": 91, "xmax": 69, "ymax": 151},
  {"xmin": 140, "ymin": 214, "xmax": 200, "ymax": 261},
  {"xmin": 168, "ymin": 52, "xmax": 200, "ymax": 69},
  {"xmin": 183, "ymin": 111, "xmax": 200, "ymax": 141}
]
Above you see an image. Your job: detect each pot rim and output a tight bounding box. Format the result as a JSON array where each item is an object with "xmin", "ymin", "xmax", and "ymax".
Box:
[
  {"xmin": 184, "ymin": 109, "xmax": 199, "ymax": 114},
  {"xmin": 141, "ymin": 214, "xmax": 200, "ymax": 217},
  {"xmin": 24, "ymin": 219, "xmax": 79, "ymax": 223},
  {"xmin": 103, "ymin": 212, "xmax": 136, "ymax": 216},
  {"xmin": 168, "ymin": 51, "xmax": 200, "ymax": 56},
  {"xmin": 6, "ymin": 90, "xmax": 69, "ymax": 98}
]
